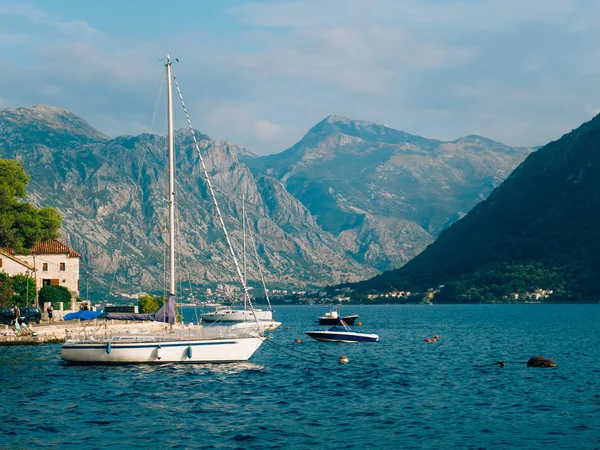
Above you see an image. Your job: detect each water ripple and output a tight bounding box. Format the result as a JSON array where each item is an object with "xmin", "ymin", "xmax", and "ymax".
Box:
[{"xmin": 1, "ymin": 304, "xmax": 599, "ymax": 449}]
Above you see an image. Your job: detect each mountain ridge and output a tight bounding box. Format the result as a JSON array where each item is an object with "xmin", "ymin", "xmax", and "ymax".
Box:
[
  {"xmin": 350, "ymin": 112, "xmax": 600, "ymax": 301},
  {"xmin": 1, "ymin": 106, "xmax": 533, "ymax": 294},
  {"xmin": 247, "ymin": 114, "xmax": 534, "ymax": 271}
]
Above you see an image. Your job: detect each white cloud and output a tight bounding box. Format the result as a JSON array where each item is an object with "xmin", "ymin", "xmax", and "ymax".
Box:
[
  {"xmin": 0, "ymin": 3, "xmax": 98, "ymax": 37},
  {"xmin": 227, "ymin": 0, "xmax": 580, "ymax": 30},
  {"xmin": 254, "ymin": 120, "xmax": 284, "ymax": 142},
  {"xmin": 0, "ymin": 0, "xmax": 599, "ymax": 153}
]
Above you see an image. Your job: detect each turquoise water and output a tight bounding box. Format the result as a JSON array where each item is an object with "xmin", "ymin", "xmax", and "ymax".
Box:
[{"xmin": 1, "ymin": 304, "xmax": 599, "ymax": 449}]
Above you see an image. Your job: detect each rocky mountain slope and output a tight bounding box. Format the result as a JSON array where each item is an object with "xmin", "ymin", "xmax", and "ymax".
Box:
[
  {"xmin": 0, "ymin": 106, "xmax": 534, "ymax": 293},
  {"xmin": 247, "ymin": 115, "xmax": 533, "ymax": 271},
  {"xmin": 0, "ymin": 106, "xmax": 374, "ymax": 292},
  {"xmin": 352, "ymin": 113, "xmax": 600, "ymax": 301}
]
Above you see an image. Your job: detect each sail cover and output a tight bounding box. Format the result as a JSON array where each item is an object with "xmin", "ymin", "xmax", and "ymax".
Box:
[
  {"xmin": 64, "ymin": 310, "xmax": 105, "ymax": 321},
  {"xmin": 105, "ymin": 294, "xmax": 176, "ymax": 325}
]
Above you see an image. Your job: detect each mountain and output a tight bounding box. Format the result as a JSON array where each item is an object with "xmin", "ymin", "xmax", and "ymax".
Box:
[
  {"xmin": 352, "ymin": 114, "xmax": 600, "ymax": 302},
  {"xmin": 0, "ymin": 105, "xmax": 375, "ymax": 293},
  {"xmin": 247, "ymin": 115, "xmax": 534, "ymax": 271}
]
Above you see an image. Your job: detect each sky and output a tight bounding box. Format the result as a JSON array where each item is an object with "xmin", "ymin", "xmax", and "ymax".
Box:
[{"xmin": 1, "ymin": 0, "xmax": 599, "ymax": 155}]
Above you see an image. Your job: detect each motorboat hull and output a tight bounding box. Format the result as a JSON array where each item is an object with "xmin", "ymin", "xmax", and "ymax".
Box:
[
  {"xmin": 61, "ymin": 335, "xmax": 263, "ymax": 364},
  {"xmin": 201, "ymin": 308, "xmax": 273, "ymax": 323},
  {"xmin": 305, "ymin": 330, "xmax": 379, "ymax": 343},
  {"xmin": 318, "ymin": 314, "xmax": 359, "ymax": 326}
]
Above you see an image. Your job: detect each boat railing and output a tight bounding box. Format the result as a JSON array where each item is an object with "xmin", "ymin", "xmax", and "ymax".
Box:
[{"xmin": 64, "ymin": 323, "xmax": 262, "ymax": 343}]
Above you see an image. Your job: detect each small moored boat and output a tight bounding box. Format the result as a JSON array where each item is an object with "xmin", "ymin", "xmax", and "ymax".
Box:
[
  {"xmin": 305, "ymin": 323, "xmax": 379, "ymax": 343},
  {"xmin": 318, "ymin": 309, "xmax": 359, "ymax": 325}
]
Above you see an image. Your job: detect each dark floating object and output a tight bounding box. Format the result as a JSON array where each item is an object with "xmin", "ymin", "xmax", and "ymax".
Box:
[
  {"xmin": 527, "ymin": 356, "xmax": 557, "ymax": 368},
  {"xmin": 492, "ymin": 361, "xmax": 506, "ymax": 368}
]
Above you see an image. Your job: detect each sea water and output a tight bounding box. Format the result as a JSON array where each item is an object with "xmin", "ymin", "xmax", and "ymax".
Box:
[{"xmin": 0, "ymin": 304, "xmax": 599, "ymax": 449}]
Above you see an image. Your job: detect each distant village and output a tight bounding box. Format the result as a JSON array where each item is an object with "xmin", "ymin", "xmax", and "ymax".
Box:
[
  {"xmin": 111, "ymin": 284, "xmax": 558, "ymax": 307},
  {"xmin": 1, "ymin": 238, "xmax": 559, "ymax": 315}
]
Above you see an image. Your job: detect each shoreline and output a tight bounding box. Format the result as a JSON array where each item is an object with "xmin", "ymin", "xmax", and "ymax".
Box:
[{"xmin": 0, "ymin": 320, "xmax": 167, "ymax": 347}]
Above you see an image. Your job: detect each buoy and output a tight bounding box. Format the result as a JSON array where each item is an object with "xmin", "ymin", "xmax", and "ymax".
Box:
[
  {"xmin": 295, "ymin": 339, "xmax": 302, "ymax": 343},
  {"xmin": 106, "ymin": 342, "xmax": 111, "ymax": 354},
  {"xmin": 527, "ymin": 356, "xmax": 557, "ymax": 368},
  {"xmin": 187, "ymin": 345, "xmax": 193, "ymax": 359},
  {"xmin": 424, "ymin": 338, "xmax": 432, "ymax": 342},
  {"xmin": 434, "ymin": 335, "xmax": 439, "ymax": 339},
  {"xmin": 156, "ymin": 346, "xmax": 163, "ymax": 360},
  {"xmin": 338, "ymin": 355, "xmax": 349, "ymax": 365},
  {"xmin": 356, "ymin": 321, "xmax": 362, "ymax": 326}
]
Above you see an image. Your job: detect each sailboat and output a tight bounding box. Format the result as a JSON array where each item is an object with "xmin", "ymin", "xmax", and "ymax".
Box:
[
  {"xmin": 201, "ymin": 195, "xmax": 275, "ymax": 324},
  {"xmin": 61, "ymin": 56, "xmax": 267, "ymax": 364}
]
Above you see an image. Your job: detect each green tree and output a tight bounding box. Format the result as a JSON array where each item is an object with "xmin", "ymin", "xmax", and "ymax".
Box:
[
  {"xmin": 138, "ymin": 295, "xmax": 164, "ymax": 313},
  {"xmin": 38, "ymin": 285, "xmax": 71, "ymax": 307},
  {"xmin": 0, "ymin": 273, "xmax": 14, "ymax": 308},
  {"xmin": 11, "ymin": 274, "xmax": 36, "ymax": 307},
  {"xmin": 0, "ymin": 159, "xmax": 62, "ymax": 254}
]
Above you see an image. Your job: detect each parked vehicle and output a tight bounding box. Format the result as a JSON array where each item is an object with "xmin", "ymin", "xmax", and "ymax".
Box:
[
  {"xmin": 19, "ymin": 307, "xmax": 42, "ymax": 324},
  {"xmin": 0, "ymin": 307, "xmax": 42, "ymax": 325},
  {"xmin": 0, "ymin": 308, "xmax": 15, "ymax": 325}
]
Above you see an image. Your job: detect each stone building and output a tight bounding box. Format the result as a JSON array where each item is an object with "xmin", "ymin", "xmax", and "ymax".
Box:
[
  {"xmin": 0, "ymin": 249, "xmax": 35, "ymax": 277},
  {"xmin": 18, "ymin": 239, "xmax": 81, "ymax": 300}
]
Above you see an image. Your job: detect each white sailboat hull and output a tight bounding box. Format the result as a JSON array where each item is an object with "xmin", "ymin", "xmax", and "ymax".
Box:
[
  {"xmin": 61, "ymin": 335, "xmax": 263, "ymax": 364},
  {"xmin": 230, "ymin": 321, "xmax": 281, "ymax": 332},
  {"xmin": 201, "ymin": 309, "xmax": 273, "ymax": 323}
]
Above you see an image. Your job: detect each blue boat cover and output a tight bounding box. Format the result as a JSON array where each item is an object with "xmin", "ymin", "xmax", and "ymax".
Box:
[
  {"xmin": 63, "ymin": 310, "xmax": 105, "ymax": 321},
  {"xmin": 105, "ymin": 294, "xmax": 176, "ymax": 325}
]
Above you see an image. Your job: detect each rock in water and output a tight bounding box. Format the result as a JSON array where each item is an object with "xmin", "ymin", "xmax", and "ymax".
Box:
[{"xmin": 527, "ymin": 356, "xmax": 557, "ymax": 368}]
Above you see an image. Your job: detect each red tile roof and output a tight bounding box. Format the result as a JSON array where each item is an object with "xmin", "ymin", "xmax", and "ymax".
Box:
[
  {"xmin": 32, "ymin": 239, "xmax": 81, "ymax": 257},
  {"xmin": 0, "ymin": 249, "xmax": 35, "ymax": 270}
]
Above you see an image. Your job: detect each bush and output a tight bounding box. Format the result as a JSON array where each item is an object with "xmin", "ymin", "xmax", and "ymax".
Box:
[
  {"xmin": 0, "ymin": 273, "xmax": 14, "ymax": 308},
  {"xmin": 38, "ymin": 285, "xmax": 71, "ymax": 307},
  {"xmin": 11, "ymin": 275, "xmax": 36, "ymax": 307},
  {"xmin": 138, "ymin": 295, "xmax": 164, "ymax": 313}
]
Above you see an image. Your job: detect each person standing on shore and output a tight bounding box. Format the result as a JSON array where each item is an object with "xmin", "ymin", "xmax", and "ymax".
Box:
[
  {"xmin": 13, "ymin": 304, "xmax": 20, "ymax": 325},
  {"xmin": 47, "ymin": 304, "xmax": 53, "ymax": 323}
]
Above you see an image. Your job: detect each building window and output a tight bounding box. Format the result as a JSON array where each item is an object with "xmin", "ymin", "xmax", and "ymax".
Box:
[
  {"xmin": 50, "ymin": 279, "xmax": 60, "ymax": 286},
  {"xmin": 42, "ymin": 263, "xmax": 48, "ymax": 271},
  {"xmin": 43, "ymin": 279, "xmax": 51, "ymax": 286},
  {"xmin": 60, "ymin": 263, "xmax": 66, "ymax": 271},
  {"xmin": 0, "ymin": 258, "xmax": 2, "ymax": 268}
]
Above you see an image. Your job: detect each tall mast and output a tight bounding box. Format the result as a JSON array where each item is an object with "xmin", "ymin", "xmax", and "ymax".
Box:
[
  {"xmin": 242, "ymin": 194, "xmax": 246, "ymax": 309},
  {"xmin": 166, "ymin": 55, "xmax": 176, "ymax": 297}
]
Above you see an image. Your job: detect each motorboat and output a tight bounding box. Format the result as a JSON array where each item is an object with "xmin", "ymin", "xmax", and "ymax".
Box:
[
  {"xmin": 318, "ymin": 308, "xmax": 359, "ymax": 326},
  {"xmin": 201, "ymin": 306, "xmax": 273, "ymax": 323},
  {"xmin": 305, "ymin": 323, "xmax": 379, "ymax": 343}
]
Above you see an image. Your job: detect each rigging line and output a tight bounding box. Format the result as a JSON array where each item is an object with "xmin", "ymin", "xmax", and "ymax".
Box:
[
  {"xmin": 244, "ymin": 203, "xmax": 272, "ymax": 311},
  {"xmin": 171, "ymin": 72, "xmax": 258, "ymax": 324},
  {"xmin": 242, "ymin": 195, "xmax": 246, "ymax": 287},
  {"xmin": 107, "ymin": 73, "xmax": 166, "ymax": 298},
  {"xmin": 173, "ymin": 205, "xmax": 201, "ymax": 325},
  {"xmin": 163, "ymin": 229, "xmax": 167, "ymax": 301}
]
